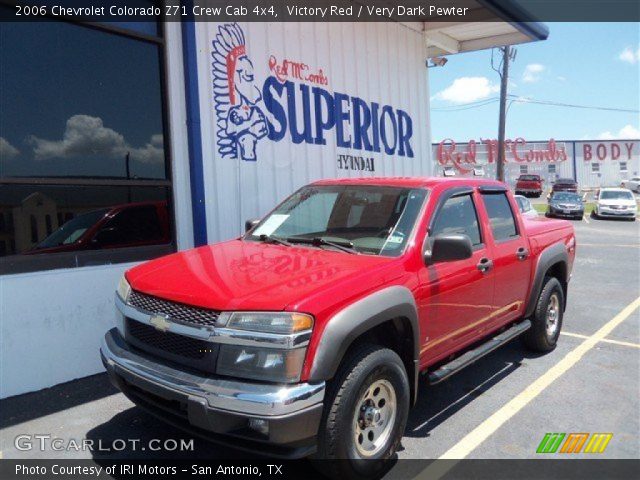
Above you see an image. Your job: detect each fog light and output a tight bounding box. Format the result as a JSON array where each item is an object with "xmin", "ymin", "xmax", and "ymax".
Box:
[{"xmin": 248, "ymin": 418, "xmax": 269, "ymax": 436}]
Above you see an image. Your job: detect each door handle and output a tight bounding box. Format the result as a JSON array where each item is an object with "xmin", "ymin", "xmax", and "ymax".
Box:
[
  {"xmin": 477, "ymin": 257, "xmax": 493, "ymax": 273},
  {"xmin": 516, "ymin": 247, "xmax": 529, "ymax": 260}
]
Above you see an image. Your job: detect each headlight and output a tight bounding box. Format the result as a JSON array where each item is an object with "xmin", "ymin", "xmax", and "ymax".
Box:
[
  {"xmin": 216, "ymin": 345, "xmax": 306, "ymax": 383},
  {"xmin": 215, "ymin": 311, "xmax": 314, "ymax": 383},
  {"xmin": 219, "ymin": 312, "xmax": 313, "ymax": 334},
  {"xmin": 116, "ymin": 274, "xmax": 131, "ymax": 303}
]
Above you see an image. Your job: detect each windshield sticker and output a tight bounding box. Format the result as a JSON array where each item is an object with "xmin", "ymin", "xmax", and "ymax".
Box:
[{"xmin": 253, "ymin": 214, "xmax": 289, "ymax": 237}]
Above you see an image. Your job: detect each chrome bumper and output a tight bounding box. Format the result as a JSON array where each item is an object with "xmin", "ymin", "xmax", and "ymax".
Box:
[{"xmin": 101, "ymin": 328, "xmax": 325, "ymax": 417}]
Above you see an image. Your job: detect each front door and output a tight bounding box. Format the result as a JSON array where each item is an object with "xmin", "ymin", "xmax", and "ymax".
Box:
[{"xmin": 416, "ymin": 189, "xmax": 495, "ymax": 367}]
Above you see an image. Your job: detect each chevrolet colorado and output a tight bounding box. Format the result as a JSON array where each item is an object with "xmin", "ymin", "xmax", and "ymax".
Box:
[{"xmin": 101, "ymin": 177, "xmax": 575, "ymax": 477}]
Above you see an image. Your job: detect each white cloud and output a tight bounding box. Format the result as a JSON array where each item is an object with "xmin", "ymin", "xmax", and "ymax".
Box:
[
  {"xmin": 28, "ymin": 115, "xmax": 163, "ymax": 164},
  {"xmin": 432, "ymin": 77, "xmax": 499, "ymax": 104},
  {"xmin": 596, "ymin": 124, "xmax": 640, "ymax": 140},
  {"xmin": 0, "ymin": 137, "xmax": 20, "ymax": 158},
  {"xmin": 556, "ymin": 76, "xmax": 566, "ymax": 82},
  {"xmin": 522, "ymin": 63, "xmax": 545, "ymax": 83},
  {"xmin": 618, "ymin": 46, "xmax": 640, "ymax": 64}
]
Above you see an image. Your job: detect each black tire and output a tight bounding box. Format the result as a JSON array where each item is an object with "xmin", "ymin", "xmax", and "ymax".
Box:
[
  {"xmin": 522, "ymin": 276, "xmax": 564, "ymax": 352},
  {"xmin": 314, "ymin": 344, "xmax": 410, "ymax": 479}
]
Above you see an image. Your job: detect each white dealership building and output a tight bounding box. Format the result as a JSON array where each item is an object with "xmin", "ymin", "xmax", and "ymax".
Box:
[
  {"xmin": 0, "ymin": 2, "xmax": 550, "ymax": 397},
  {"xmin": 432, "ymin": 138, "xmax": 640, "ymax": 188}
]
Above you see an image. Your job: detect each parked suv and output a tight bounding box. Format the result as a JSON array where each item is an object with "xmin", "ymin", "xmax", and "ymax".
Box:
[
  {"xmin": 101, "ymin": 178, "xmax": 575, "ymax": 477},
  {"xmin": 551, "ymin": 178, "xmax": 579, "ymax": 194},
  {"xmin": 593, "ymin": 187, "xmax": 637, "ymax": 220},
  {"xmin": 515, "ymin": 174, "xmax": 543, "ymax": 197}
]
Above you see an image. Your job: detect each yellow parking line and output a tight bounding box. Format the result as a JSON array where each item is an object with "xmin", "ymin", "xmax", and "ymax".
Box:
[
  {"xmin": 424, "ymin": 296, "xmax": 640, "ymax": 466},
  {"xmin": 579, "ymin": 243, "xmax": 640, "ymax": 248},
  {"xmin": 561, "ymin": 331, "xmax": 640, "ymax": 349}
]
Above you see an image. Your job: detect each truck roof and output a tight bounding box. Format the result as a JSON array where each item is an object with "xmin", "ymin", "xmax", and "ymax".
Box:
[{"xmin": 311, "ymin": 176, "xmax": 505, "ymax": 189}]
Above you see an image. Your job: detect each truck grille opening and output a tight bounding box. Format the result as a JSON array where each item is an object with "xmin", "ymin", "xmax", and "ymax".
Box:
[
  {"xmin": 127, "ymin": 319, "xmax": 210, "ymax": 359},
  {"xmin": 128, "ymin": 290, "xmax": 220, "ymax": 327}
]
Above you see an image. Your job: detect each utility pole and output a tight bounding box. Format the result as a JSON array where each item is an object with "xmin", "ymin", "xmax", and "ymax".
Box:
[{"xmin": 494, "ymin": 45, "xmax": 515, "ymax": 182}]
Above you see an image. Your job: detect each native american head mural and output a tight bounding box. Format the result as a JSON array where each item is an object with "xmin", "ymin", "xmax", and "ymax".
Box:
[{"xmin": 211, "ymin": 23, "xmax": 267, "ymax": 161}]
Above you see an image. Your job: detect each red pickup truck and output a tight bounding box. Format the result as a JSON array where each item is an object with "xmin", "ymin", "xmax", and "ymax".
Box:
[
  {"xmin": 101, "ymin": 177, "xmax": 575, "ymax": 477},
  {"xmin": 515, "ymin": 174, "xmax": 544, "ymax": 197}
]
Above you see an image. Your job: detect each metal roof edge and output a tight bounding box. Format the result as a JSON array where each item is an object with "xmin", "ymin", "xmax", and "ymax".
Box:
[{"xmin": 477, "ymin": 0, "xmax": 550, "ymax": 41}]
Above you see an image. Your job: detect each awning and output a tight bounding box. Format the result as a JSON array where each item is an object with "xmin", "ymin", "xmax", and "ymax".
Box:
[{"xmin": 423, "ymin": 0, "xmax": 549, "ymax": 57}]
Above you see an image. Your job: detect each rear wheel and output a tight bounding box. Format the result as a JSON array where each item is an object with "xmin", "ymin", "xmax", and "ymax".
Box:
[
  {"xmin": 523, "ymin": 276, "xmax": 564, "ymax": 352},
  {"xmin": 314, "ymin": 344, "xmax": 409, "ymax": 479}
]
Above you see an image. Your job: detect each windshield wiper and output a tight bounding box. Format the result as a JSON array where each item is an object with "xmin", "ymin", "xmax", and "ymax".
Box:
[
  {"xmin": 286, "ymin": 236, "xmax": 359, "ymax": 254},
  {"xmin": 257, "ymin": 234, "xmax": 292, "ymax": 246}
]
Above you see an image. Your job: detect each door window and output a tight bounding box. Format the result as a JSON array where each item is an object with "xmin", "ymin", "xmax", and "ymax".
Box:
[
  {"xmin": 482, "ymin": 193, "xmax": 518, "ymax": 241},
  {"xmin": 431, "ymin": 194, "xmax": 482, "ymax": 246}
]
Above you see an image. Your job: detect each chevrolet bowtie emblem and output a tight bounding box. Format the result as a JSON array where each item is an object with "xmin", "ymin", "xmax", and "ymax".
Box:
[{"xmin": 149, "ymin": 315, "xmax": 171, "ymax": 332}]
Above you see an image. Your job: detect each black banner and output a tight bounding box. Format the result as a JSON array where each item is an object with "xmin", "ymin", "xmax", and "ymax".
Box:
[
  {"xmin": 0, "ymin": 0, "xmax": 639, "ymax": 22},
  {"xmin": 1, "ymin": 459, "xmax": 639, "ymax": 480}
]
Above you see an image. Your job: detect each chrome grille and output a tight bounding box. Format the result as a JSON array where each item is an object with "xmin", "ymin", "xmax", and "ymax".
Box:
[{"xmin": 128, "ymin": 290, "xmax": 220, "ymax": 327}]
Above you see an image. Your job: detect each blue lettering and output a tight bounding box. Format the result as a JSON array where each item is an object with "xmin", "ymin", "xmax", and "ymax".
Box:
[
  {"xmin": 288, "ymin": 83, "xmax": 314, "ymax": 144},
  {"xmin": 352, "ymin": 97, "xmax": 373, "ymax": 151},
  {"xmin": 312, "ymin": 87, "xmax": 335, "ymax": 145},
  {"xmin": 262, "ymin": 77, "xmax": 287, "ymax": 141},
  {"xmin": 380, "ymin": 105, "xmax": 397, "ymax": 155},
  {"xmin": 334, "ymin": 92, "xmax": 351, "ymax": 148},
  {"xmin": 397, "ymin": 109, "xmax": 413, "ymax": 158},
  {"xmin": 370, "ymin": 102, "xmax": 381, "ymax": 153}
]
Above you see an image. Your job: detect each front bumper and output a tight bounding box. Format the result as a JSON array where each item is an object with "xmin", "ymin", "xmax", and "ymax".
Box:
[
  {"xmin": 516, "ymin": 188, "xmax": 542, "ymax": 194},
  {"xmin": 100, "ymin": 328, "xmax": 325, "ymax": 458},
  {"xmin": 549, "ymin": 207, "xmax": 584, "ymax": 218},
  {"xmin": 597, "ymin": 207, "xmax": 636, "ymax": 217}
]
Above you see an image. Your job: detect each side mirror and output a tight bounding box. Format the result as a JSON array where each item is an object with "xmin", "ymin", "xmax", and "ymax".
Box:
[
  {"xmin": 424, "ymin": 234, "xmax": 473, "ymax": 264},
  {"xmin": 245, "ymin": 218, "xmax": 260, "ymax": 232}
]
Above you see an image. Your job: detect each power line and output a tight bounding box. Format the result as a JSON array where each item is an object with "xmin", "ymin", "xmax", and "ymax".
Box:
[
  {"xmin": 431, "ymin": 98, "xmax": 499, "ymax": 111},
  {"xmin": 432, "ymin": 95, "xmax": 639, "ymax": 113},
  {"xmin": 506, "ymin": 95, "xmax": 639, "ymax": 113}
]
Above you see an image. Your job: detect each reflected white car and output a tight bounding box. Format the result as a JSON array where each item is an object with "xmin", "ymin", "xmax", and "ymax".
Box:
[
  {"xmin": 593, "ymin": 188, "xmax": 638, "ymax": 221},
  {"xmin": 515, "ymin": 195, "xmax": 539, "ymax": 219}
]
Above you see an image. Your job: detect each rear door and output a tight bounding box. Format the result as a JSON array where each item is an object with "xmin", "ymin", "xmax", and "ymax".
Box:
[
  {"xmin": 478, "ymin": 188, "xmax": 532, "ymax": 326},
  {"xmin": 416, "ymin": 188, "xmax": 495, "ymax": 366}
]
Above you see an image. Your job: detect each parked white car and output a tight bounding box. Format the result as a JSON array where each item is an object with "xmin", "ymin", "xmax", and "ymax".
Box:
[
  {"xmin": 593, "ymin": 188, "xmax": 638, "ymax": 221},
  {"xmin": 515, "ymin": 194, "xmax": 539, "ymax": 219},
  {"xmin": 621, "ymin": 177, "xmax": 640, "ymax": 193}
]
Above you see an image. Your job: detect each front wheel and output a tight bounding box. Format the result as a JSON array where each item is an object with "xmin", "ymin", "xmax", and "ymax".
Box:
[
  {"xmin": 522, "ymin": 276, "xmax": 564, "ymax": 352},
  {"xmin": 314, "ymin": 344, "xmax": 409, "ymax": 479}
]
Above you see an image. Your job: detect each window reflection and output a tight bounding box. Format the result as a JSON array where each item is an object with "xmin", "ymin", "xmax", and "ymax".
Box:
[{"xmin": 0, "ymin": 185, "xmax": 171, "ymax": 257}]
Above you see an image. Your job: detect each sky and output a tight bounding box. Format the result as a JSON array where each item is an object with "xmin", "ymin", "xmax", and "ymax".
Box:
[{"xmin": 429, "ymin": 22, "xmax": 640, "ymax": 143}]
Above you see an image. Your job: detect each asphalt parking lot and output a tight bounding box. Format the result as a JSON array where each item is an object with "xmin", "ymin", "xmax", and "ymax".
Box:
[{"xmin": 1, "ymin": 218, "xmax": 638, "ymax": 475}]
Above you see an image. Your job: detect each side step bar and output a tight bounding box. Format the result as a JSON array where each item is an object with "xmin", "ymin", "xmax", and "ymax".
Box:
[{"xmin": 428, "ymin": 320, "xmax": 532, "ymax": 385}]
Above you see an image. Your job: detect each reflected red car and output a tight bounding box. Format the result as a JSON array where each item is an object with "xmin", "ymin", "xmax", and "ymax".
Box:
[{"xmin": 26, "ymin": 201, "xmax": 170, "ymax": 255}]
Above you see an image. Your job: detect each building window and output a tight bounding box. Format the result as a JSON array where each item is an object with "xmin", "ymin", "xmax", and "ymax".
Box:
[
  {"xmin": 0, "ymin": 14, "xmax": 174, "ymax": 275},
  {"xmin": 519, "ymin": 165, "xmax": 528, "ymax": 174},
  {"xmin": 592, "ymin": 163, "xmax": 600, "ymax": 173},
  {"xmin": 548, "ymin": 164, "xmax": 557, "ymax": 174},
  {"xmin": 620, "ymin": 162, "xmax": 628, "ymax": 172}
]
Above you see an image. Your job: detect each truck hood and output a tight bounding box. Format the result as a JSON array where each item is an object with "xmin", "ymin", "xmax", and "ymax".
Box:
[{"xmin": 126, "ymin": 239, "xmax": 392, "ymax": 312}]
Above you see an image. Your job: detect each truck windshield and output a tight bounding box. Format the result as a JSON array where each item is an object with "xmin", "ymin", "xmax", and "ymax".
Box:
[{"xmin": 247, "ymin": 185, "xmax": 428, "ymax": 256}]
